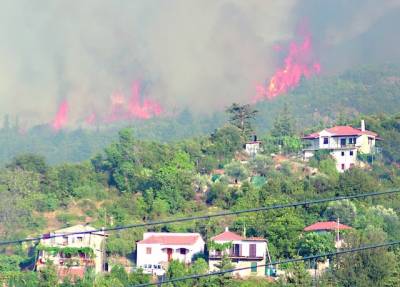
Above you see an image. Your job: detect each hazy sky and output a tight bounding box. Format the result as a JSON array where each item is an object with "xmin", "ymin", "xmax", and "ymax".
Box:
[{"xmin": 1, "ymin": 0, "xmax": 399, "ymax": 126}]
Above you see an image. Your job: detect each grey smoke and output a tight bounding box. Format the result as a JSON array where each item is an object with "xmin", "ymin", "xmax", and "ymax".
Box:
[{"xmin": 0, "ymin": 1, "xmax": 399, "ymax": 126}]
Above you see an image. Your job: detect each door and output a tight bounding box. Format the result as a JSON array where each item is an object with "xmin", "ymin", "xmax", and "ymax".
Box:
[
  {"xmin": 231, "ymin": 244, "xmax": 241, "ymax": 256},
  {"xmin": 249, "ymin": 244, "xmax": 257, "ymax": 258},
  {"xmin": 167, "ymin": 248, "xmax": 173, "ymax": 262},
  {"xmin": 340, "ymin": 138, "xmax": 346, "ymax": 147}
]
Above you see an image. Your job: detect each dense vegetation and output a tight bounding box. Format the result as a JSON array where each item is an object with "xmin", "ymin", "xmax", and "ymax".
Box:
[
  {"xmin": 1, "ymin": 98, "xmax": 400, "ymax": 286},
  {"xmin": 1, "ymin": 64, "xmax": 400, "ymax": 166}
]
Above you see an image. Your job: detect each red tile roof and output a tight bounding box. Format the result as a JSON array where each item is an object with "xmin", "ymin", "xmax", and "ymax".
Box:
[
  {"xmin": 211, "ymin": 230, "xmax": 244, "ymax": 241},
  {"xmin": 303, "ymin": 126, "xmax": 379, "ymax": 138},
  {"xmin": 138, "ymin": 234, "xmax": 201, "ymax": 245},
  {"xmin": 211, "ymin": 231, "xmax": 266, "ymax": 242},
  {"xmin": 302, "ymin": 132, "xmax": 319, "ymax": 139},
  {"xmin": 304, "ymin": 221, "xmax": 352, "ymax": 232}
]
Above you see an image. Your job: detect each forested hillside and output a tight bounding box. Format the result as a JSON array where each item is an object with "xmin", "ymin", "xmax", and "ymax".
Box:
[
  {"xmin": 1, "ymin": 106, "xmax": 400, "ymax": 286},
  {"xmin": 1, "ymin": 64, "xmax": 399, "ymax": 166}
]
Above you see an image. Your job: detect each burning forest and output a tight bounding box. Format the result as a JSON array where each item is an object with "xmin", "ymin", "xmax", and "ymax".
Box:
[{"xmin": 255, "ymin": 30, "xmax": 321, "ymax": 101}]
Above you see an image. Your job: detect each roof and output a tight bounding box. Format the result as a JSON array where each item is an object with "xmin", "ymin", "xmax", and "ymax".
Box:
[
  {"xmin": 303, "ymin": 125, "xmax": 378, "ymax": 139},
  {"xmin": 212, "ymin": 169, "xmax": 225, "ymax": 175},
  {"xmin": 138, "ymin": 233, "xmax": 202, "ymax": 245},
  {"xmin": 47, "ymin": 224, "xmax": 106, "ymax": 237},
  {"xmin": 211, "ymin": 230, "xmax": 244, "ymax": 241},
  {"xmin": 304, "ymin": 221, "xmax": 352, "ymax": 232},
  {"xmin": 55, "ymin": 224, "xmax": 97, "ymax": 234},
  {"xmin": 244, "ymin": 237, "xmax": 267, "ymax": 242},
  {"xmin": 211, "ymin": 230, "xmax": 266, "ymax": 242},
  {"xmin": 246, "ymin": 141, "xmax": 262, "ymax": 144}
]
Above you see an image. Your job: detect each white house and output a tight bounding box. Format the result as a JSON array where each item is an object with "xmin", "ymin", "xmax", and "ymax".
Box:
[
  {"xmin": 36, "ymin": 225, "xmax": 107, "ymax": 279},
  {"xmin": 302, "ymin": 120, "xmax": 381, "ymax": 172},
  {"xmin": 208, "ymin": 228, "xmax": 269, "ymax": 277},
  {"xmin": 244, "ymin": 135, "xmax": 262, "ymax": 156},
  {"xmin": 136, "ymin": 232, "xmax": 205, "ymax": 271}
]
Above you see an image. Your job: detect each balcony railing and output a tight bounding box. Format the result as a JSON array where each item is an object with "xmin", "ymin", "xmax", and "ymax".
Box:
[{"xmin": 209, "ymin": 252, "xmax": 264, "ymax": 260}]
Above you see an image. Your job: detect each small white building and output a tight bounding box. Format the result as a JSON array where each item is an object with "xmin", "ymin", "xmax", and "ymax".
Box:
[
  {"xmin": 208, "ymin": 228, "xmax": 268, "ymax": 277},
  {"xmin": 36, "ymin": 225, "xmax": 107, "ymax": 279},
  {"xmin": 136, "ymin": 232, "xmax": 205, "ymax": 270},
  {"xmin": 244, "ymin": 135, "xmax": 262, "ymax": 156},
  {"xmin": 302, "ymin": 120, "xmax": 381, "ymax": 172}
]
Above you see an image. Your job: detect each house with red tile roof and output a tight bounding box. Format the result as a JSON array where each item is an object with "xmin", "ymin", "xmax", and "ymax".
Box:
[
  {"xmin": 208, "ymin": 227, "xmax": 269, "ymax": 277},
  {"xmin": 304, "ymin": 221, "xmax": 352, "ymax": 232},
  {"xmin": 304, "ymin": 221, "xmax": 352, "ymax": 249},
  {"xmin": 302, "ymin": 120, "xmax": 381, "ymax": 172},
  {"xmin": 136, "ymin": 232, "xmax": 204, "ymax": 273}
]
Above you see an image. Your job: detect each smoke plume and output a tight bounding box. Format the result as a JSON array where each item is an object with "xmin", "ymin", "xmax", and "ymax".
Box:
[{"xmin": 0, "ymin": 1, "xmax": 399, "ymax": 127}]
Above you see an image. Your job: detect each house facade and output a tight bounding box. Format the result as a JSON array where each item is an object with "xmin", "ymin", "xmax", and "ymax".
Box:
[
  {"xmin": 36, "ymin": 224, "xmax": 107, "ymax": 279},
  {"xmin": 136, "ymin": 232, "xmax": 205, "ymax": 272},
  {"xmin": 302, "ymin": 120, "xmax": 380, "ymax": 172},
  {"xmin": 208, "ymin": 228, "xmax": 268, "ymax": 277},
  {"xmin": 244, "ymin": 135, "xmax": 262, "ymax": 156}
]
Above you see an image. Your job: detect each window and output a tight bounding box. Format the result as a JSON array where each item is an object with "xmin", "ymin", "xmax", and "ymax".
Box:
[
  {"xmin": 350, "ymin": 151, "xmax": 354, "ymax": 156},
  {"xmin": 323, "ymin": 137, "xmax": 329, "ymax": 145},
  {"xmin": 341, "ymin": 164, "xmax": 345, "ymax": 170},
  {"xmin": 180, "ymin": 248, "xmax": 187, "ymax": 255},
  {"xmin": 249, "ymin": 244, "xmax": 257, "ymax": 258},
  {"xmin": 251, "ymin": 262, "xmax": 257, "ymax": 273},
  {"xmin": 341, "ymin": 151, "xmax": 345, "ymax": 156},
  {"xmin": 146, "ymin": 247, "xmax": 152, "ymax": 254}
]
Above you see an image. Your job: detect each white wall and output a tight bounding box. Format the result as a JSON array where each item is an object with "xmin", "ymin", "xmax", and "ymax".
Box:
[
  {"xmin": 331, "ymin": 148, "xmax": 357, "ymax": 172},
  {"xmin": 136, "ymin": 240, "xmax": 204, "ymax": 267},
  {"xmin": 209, "ymin": 240, "xmax": 266, "ymax": 258}
]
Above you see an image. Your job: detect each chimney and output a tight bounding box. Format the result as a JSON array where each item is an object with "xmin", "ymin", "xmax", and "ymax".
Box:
[
  {"xmin": 225, "ymin": 227, "xmax": 229, "ymax": 232},
  {"xmin": 361, "ymin": 120, "xmax": 365, "ymax": 132}
]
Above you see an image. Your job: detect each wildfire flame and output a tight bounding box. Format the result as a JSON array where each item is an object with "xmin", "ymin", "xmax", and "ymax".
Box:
[
  {"xmin": 255, "ymin": 32, "xmax": 320, "ymax": 101},
  {"xmin": 51, "ymin": 100, "xmax": 69, "ymax": 130},
  {"xmin": 107, "ymin": 81, "xmax": 162, "ymax": 122}
]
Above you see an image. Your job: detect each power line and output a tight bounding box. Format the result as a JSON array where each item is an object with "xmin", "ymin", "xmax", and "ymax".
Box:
[
  {"xmin": 0, "ymin": 188, "xmax": 398, "ymax": 246},
  {"xmin": 133, "ymin": 240, "xmax": 400, "ymax": 287}
]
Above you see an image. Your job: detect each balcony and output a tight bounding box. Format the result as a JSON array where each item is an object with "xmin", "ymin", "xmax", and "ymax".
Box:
[{"xmin": 209, "ymin": 251, "xmax": 264, "ymax": 261}]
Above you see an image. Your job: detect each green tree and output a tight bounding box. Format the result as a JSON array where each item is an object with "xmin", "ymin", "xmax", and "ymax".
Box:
[
  {"xmin": 152, "ymin": 151, "xmax": 195, "ymax": 213},
  {"xmin": 297, "ymin": 232, "xmax": 335, "ymax": 259},
  {"xmin": 38, "ymin": 262, "xmax": 58, "ymax": 287},
  {"xmin": 214, "ymin": 254, "xmax": 234, "ymax": 286},
  {"xmin": 209, "ymin": 125, "xmax": 244, "ymax": 163},
  {"xmin": 224, "ymin": 161, "xmax": 249, "ymax": 182},
  {"xmin": 226, "ymin": 103, "xmax": 258, "ymax": 137},
  {"xmin": 128, "ymin": 268, "xmax": 151, "ymax": 285},
  {"xmin": 6, "ymin": 154, "xmax": 48, "ymax": 174},
  {"xmin": 271, "ymin": 104, "xmax": 295, "ymax": 138},
  {"xmin": 324, "ymin": 200, "xmax": 357, "ymax": 225},
  {"xmin": 166, "ymin": 260, "xmax": 188, "ymax": 287},
  {"xmin": 332, "ymin": 226, "xmax": 397, "ymax": 286}
]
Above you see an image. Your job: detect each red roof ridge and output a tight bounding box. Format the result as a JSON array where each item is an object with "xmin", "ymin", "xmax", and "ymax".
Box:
[
  {"xmin": 138, "ymin": 233, "xmax": 202, "ymax": 245},
  {"xmin": 303, "ymin": 125, "xmax": 379, "ymax": 138},
  {"xmin": 211, "ymin": 230, "xmax": 244, "ymax": 241},
  {"xmin": 304, "ymin": 221, "xmax": 352, "ymax": 232}
]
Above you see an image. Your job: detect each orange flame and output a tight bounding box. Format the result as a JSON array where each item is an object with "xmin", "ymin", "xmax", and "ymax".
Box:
[{"xmin": 255, "ymin": 32, "xmax": 320, "ymax": 101}]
